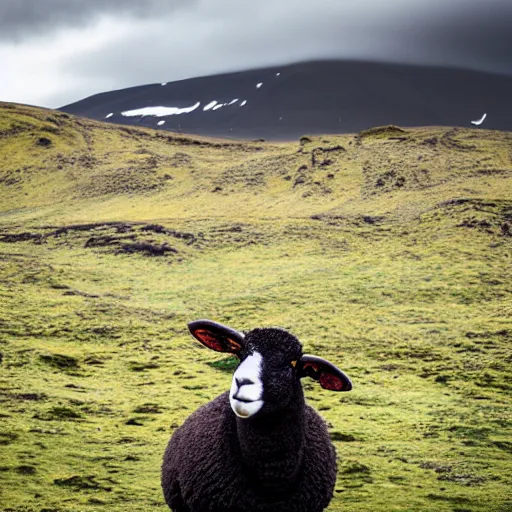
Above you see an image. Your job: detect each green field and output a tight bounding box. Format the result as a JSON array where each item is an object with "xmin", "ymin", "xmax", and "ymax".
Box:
[{"xmin": 0, "ymin": 102, "xmax": 511, "ymax": 511}]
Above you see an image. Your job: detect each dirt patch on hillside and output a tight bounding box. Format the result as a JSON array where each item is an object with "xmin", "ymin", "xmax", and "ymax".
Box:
[{"xmin": 0, "ymin": 222, "xmax": 197, "ymax": 258}]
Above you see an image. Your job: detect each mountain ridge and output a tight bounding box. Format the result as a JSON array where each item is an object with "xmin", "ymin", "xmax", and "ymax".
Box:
[{"xmin": 60, "ymin": 59, "xmax": 512, "ymax": 140}]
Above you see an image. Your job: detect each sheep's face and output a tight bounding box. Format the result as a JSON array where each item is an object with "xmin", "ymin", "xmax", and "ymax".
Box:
[
  {"xmin": 229, "ymin": 328, "xmax": 303, "ymax": 418},
  {"xmin": 188, "ymin": 320, "xmax": 352, "ymax": 420},
  {"xmin": 229, "ymin": 351, "xmax": 265, "ymax": 418}
]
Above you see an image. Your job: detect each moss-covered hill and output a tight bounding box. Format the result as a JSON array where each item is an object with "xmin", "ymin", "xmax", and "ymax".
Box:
[{"xmin": 0, "ymin": 102, "xmax": 511, "ymax": 512}]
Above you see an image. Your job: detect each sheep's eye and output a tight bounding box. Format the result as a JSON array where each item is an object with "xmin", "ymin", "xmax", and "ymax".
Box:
[{"xmin": 290, "ymin": 360, "xmax": 297, "ymax": 368}]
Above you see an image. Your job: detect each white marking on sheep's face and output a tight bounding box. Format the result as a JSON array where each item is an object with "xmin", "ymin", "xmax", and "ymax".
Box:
[{"xmin": 230, "ymin": 352, "xmax": 264, "ymax": 418}]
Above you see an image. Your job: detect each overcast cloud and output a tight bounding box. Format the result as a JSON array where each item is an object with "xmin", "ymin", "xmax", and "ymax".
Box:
[
  {"xmin": 0, "ymin": 0, "xmax": 192, "ymax": 40},
  {"xmin": 1, "ymin": 0, "xmax": 511, "ymax": 108}
]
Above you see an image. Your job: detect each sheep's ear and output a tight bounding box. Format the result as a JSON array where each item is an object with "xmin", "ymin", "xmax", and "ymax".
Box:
[
  {"xmin": 298, "ymin": 355, "xmax": 352, "ymax": 391},
  {"xmin": 188, "ymin": 319, "xmax": 244, "ymax": 356}
]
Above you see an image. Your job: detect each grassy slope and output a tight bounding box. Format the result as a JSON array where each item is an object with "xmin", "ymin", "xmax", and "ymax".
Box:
[{"xmin": 0, "ymin": 102, "xmax": 511, "ymax": 512}]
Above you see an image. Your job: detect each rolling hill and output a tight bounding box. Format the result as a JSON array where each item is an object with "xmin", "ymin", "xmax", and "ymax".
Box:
[
  {"xmin": 60, "ymin": 60, "xmax": 512, "ymax": 141},
  {"xmin": 0, "ymin": 102, "xmax": 511, "ymax": 512}
]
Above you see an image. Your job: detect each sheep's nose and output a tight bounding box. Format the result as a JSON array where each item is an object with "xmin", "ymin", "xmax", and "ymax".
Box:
[{"xmin": 235, "ymin": 377, "xmax": 254, "ymax": 389}]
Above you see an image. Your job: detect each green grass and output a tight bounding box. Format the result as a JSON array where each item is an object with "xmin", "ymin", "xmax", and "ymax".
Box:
[{"xmin": 0, "ymin": 102, "xmax": 511, "ymax": 511}]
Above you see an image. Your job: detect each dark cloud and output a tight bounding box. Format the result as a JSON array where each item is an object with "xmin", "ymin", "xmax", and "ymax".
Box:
[
  {"xmin": 0, "ymin": 0, "xmax": 192, "ymax": 41},
  {"xmin": 414, "ymin": 4, "xmax": 512, "ymax": 74},
  {"xmin": 58, "ymin": 0, "xmax": 512, "ymax": 99}
]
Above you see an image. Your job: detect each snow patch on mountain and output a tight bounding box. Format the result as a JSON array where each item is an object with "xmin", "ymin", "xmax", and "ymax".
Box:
[
  {"xmin": 121, "ymin": 103, "xmax": 201, "ymax": 117},
  {"xmin": 471, "ymin": 113, "xmax": 487, "ymax": 126},
  {"xmin": 203, "ymin": 101, "xmax": 217, "ymax": 111}
]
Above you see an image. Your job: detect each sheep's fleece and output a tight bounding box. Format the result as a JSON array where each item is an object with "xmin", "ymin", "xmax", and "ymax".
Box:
[
  {"xmin": 161, "ymin": 320, "xmax": 352, "ymax": 512},
  {"xmin": 163, "ymin": 391, "xmax": 338, "ymax": 512}
]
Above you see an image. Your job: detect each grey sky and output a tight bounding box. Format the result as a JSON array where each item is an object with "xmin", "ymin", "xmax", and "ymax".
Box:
[
  {"xmin": 1, "ymin": 0, "xmax": 511, "ymax": 108},
  {"xmin": 0, "ymin": 0, "xmax": 192, "ymax": 40}
]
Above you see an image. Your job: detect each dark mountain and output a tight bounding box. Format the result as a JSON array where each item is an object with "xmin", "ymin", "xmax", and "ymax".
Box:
[{"xmin": 60, "ymin": 60, "xmax": 512, "ymax": 140}]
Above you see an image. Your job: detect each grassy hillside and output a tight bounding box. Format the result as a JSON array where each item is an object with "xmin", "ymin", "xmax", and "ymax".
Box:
[{"xmin": 0, "ymin": 102, "xmax": 511, "ymax": 512}]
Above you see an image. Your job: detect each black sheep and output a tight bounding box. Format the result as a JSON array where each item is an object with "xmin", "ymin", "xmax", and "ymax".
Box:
[{"xmin": 162, "ymin": 319, "xmax": 353, "ymax": 512}]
